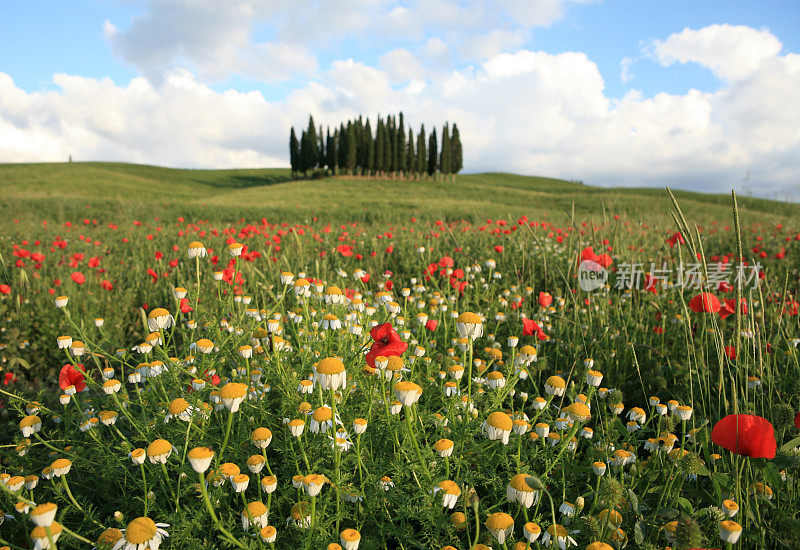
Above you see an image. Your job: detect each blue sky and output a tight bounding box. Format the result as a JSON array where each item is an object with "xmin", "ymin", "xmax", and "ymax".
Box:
[
  {"xmin": 1, "ymin": 1, "xmax": 799, "ymax": 198},
  {"xmin": 4, "ymin": 1, "xmax": 796, "ymax": 98}
]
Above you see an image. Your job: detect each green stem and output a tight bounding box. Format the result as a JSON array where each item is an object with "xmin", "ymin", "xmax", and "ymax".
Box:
[
  {"xmin": 198, "ymin": 472, "xmax": 248, "ymax": 549},
  {"xmin": 139, "ymin": 463, "xmax": 149, "ymax": 517},
  {"xmin": 218, "ymin": 410, "xmax": 236, "ymax": 466}
]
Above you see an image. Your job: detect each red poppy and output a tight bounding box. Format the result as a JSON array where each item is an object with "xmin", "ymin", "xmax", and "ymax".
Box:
[
  {"xmin": 689, "ymin": 293, "xmax": 721, "ymax": 313},
  {"xmin": 202, "ymin": 370, "xmax": 221, "ymax": 386},
  {"xmin": 643, "ymin": 274, "xmax": 658, "ymax": 294},
  {"xmin": 425, "ymin": 319, "xmax": 438, "ymax": 331},
  {"xmin": 596, "ymin": 253, "xmax": 613, "ymax": 269},
  {"xmin": 365, "ymin": 323, "xmax": 408, "ymax": 369},
  {"xmin": 180, "ymin": 298, "xmax": 193, "ymax": 313},
  {"xmin": 538, "ymin": 292, "xmax": 553, "ymax": 307},
  {"xmin": 59, "ymin": 363, "xmax": 86, "ymax": 392},
  {"xmin": 724, "ymin": 346, "xmax": 737, "ymax": 360},
  {"xmin": 716, "ymin": 280, "xmax": 732, "ymax": 293},
  {"xmin": 336, "ymin": 244, "xmax": 353, "ymax": 257},
  {"xmin": 438, "ymin": 256, "xmax": 454, "ymax": 268},
  {"xmin": 711, "ymin": 414, "xmax": 776, "ymax": 459},
  {"xmin": 719, "ymin": 298, "xmax": 747, "ymax": 320},
  {"xmin": 783, "ymin": 300, "xmax": 799, "ymax": 316},
  {"xmin": 71, "ymin": 271, "xmax": 86, "ymax": 285},
  {"xmin": 581, "ymin": 247, "xmax": 599, "ymax": 263},
  {"xmin": 0, "ymin": 284, "xmax": 10, "ymax": 295},
  {"xmin": 795, "ymin": 411, "xmax": 800, "ymax": 430},
  {"xmin": 522, "ymin": 318, "xmax": 540, "ymax": 336},
  {"xmin": 494, "ymin": 245, "xmax": 504, "ymax": 254},
  {"xmin": 668, "ymin": 232, "xmax": 685, "ymax": 247}
]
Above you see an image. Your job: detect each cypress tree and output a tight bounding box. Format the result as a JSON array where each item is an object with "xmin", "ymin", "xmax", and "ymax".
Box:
[
  {"xmin": 330, "ymin": 128, "xmax": 338, "ymax": 174},
  {"xmin": 289, "ymin": 127, "xmax": 299, "ymax": 178},
  {"xmin": 382, "ymin": 121, "xmax": 391, "ymax": 175},
  {"xmin": 338, "ymin": 123, "xmax": 347, "ymax": 172},
  {"xmin": 375, "ymin": 117, "xmax": 384, "ymax": 176},
  {"xmin": 451, "ymin": 123, "xmax": 463, "ymax": 180},
  {"xmin": 306, "ymin": 115, "xmax": 318, "ymax": 171},
  {"xmin": 439, "ymin": 123, "xmax": 451, "ymax": 178},
  {"xmin": 416, "ymin": 125, "xmax": 426, "ymax": 178},
  {"xmin": 318, "ymin": 125, "xmax": 325, "ymax": 170},
  {"xmin": 406, "ymin": 128, "xmax": 415, "ymax": 175},
  {"xmin": 365, "ymin": 119, "xmax": 375, "ymax": 176},
  {"xmin": 355, "ymin": 116, "xmax": 364, "ymax": 174},
  {"xmin": 299, "ymin": 129, "xmax": 309, "ymax": 176},
  {"xmin": 345, "ymin": 122, "xmax": 357, "ymax": 174},
  {"xmin": 325, "ymin": 128, "xmax": 333, "ymax": 173},
  {"xmin": 390, "ymin": 115, "xmax": 398, "ymax": 175},
  {"xmin": 398, "ymin": 113, "xmax": 406, "ymax": 178},
  {"xmin": 427, "ymin": 127, "xmax": 437, "ymax": 177}
]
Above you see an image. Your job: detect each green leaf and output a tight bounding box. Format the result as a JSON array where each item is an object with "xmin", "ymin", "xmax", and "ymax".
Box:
[
  {"xmin": 712, "ymin": 473, "xmax": 732, "ymax": 489},
  {"xmin": 627, "ymin": 488, "xmax": 640, "ymax": 514},
  {"xmin": 780, "ymin": 436, "xmax": 800, "ymax": 452},
  {"xmin": 676, "ymin": 496, "xmax": 693, "ymax": 514},
  {"xmin": 634, "ymin": 521, "xmax": 645, "ymax": 545},
  {"xmin": 9, "ymin": 357, "xmax": 32, "ymax": 370},
  {"xmin": 139, "ymin": 307, "xmax": 149, "ymax": 334}
]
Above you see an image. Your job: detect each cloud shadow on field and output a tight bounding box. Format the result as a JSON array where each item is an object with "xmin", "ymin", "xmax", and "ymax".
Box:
[{"xmin": 193, "ymin": 172, "xmax": 294, "ymax": 189}]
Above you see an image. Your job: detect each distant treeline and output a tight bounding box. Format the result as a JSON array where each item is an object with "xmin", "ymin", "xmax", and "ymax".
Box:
[{"xmin": 289, "ymin": 113, "xmax": 462, "ymax": 180}]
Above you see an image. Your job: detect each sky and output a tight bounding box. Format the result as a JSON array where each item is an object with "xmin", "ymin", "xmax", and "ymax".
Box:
[{"xmin": 1, "ymin": 1, "xmax": 798, "ymax": 200}]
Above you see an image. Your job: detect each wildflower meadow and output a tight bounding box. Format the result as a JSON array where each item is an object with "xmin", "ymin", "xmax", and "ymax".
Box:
[{"xmin": 1, "ymin": 176, "xmax": 800, "ymax": 550}]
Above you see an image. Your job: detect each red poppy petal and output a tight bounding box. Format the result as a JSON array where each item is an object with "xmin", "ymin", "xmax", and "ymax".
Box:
[
  {"xmin": 369, "ymin": 323, "xmax": 392, "ymax": 342},
  {"xmin": 711, "ymin": 414, "xmax": 776, "ymax": 459}
]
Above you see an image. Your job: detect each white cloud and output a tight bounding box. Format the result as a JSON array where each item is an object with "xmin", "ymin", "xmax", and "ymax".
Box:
[
  {"xmin": 103, "ymin": 0, "xmax": 592, "ymax": 83},
  {"xmin": 649, "ymin": 24, "xmax": 783, "ymax": 81},
  {"xmin": 462, "ymin": 29, "xmax": 530, "ymax": 61},
  {"xmin": 620, "ymin": 56, "xmax": 634, "ymax": 82},
  {"xmin": 1, "ymin": 24, "xmax": 798, "ymax": 198},
  {"xmin": 496, "ymin": 0, "xmax": 597, "ymax": 27},
  {"xmin": 379, "ymin": 49, "xmax": 427, "ymax": 84}
]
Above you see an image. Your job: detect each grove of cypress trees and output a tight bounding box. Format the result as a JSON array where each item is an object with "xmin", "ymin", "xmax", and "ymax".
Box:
[{"xmin": 289, "ymin": 114, "xmax": 459, "ymax": 181}]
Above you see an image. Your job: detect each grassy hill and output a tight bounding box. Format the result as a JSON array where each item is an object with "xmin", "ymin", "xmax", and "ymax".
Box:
[{"xmin": 1, "ymin": 162, "xmax": 798, "ymax": 227}]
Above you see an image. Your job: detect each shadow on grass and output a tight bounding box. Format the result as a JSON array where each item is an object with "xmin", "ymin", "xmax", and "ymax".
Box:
[{"xmin": 196, "ymin": 173, "xmax": 295, "ymax": 189}]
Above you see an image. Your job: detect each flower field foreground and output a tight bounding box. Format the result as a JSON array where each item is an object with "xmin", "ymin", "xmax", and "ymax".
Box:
[{"xmin": 1, "ymin": 192, "xmax": 800, "ymax": 549}]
